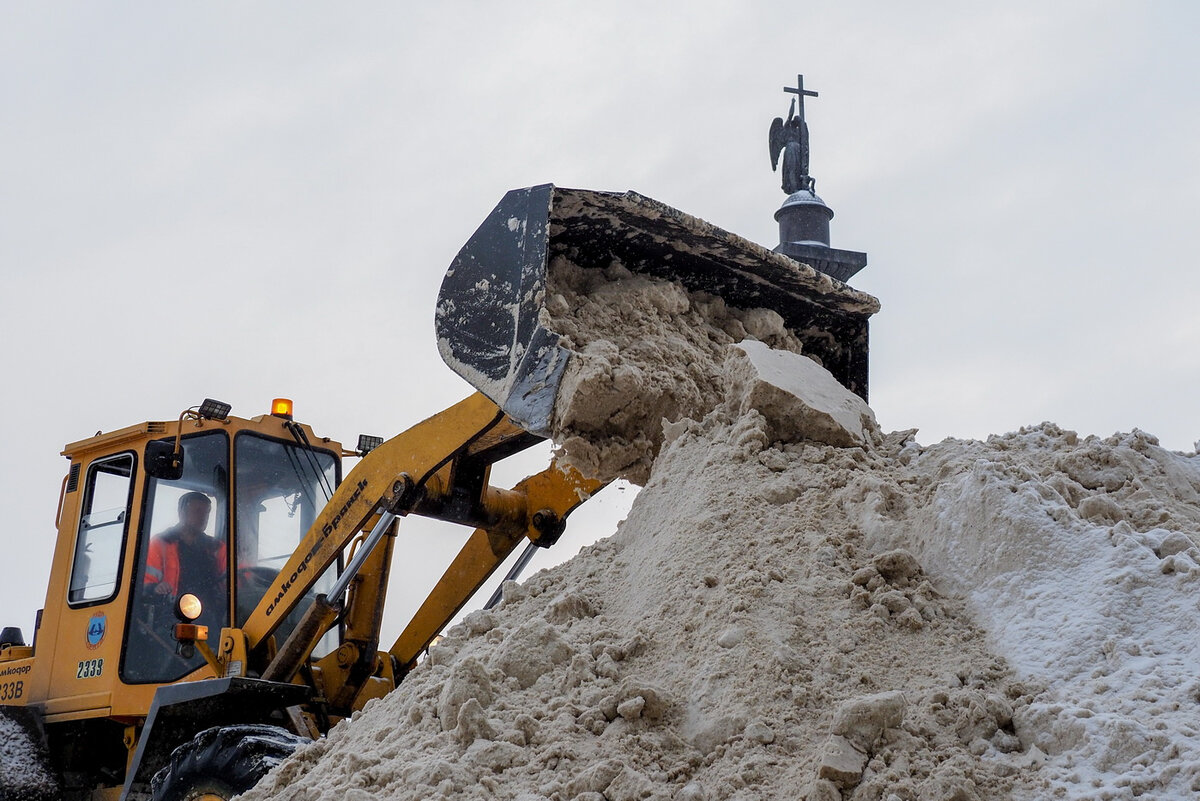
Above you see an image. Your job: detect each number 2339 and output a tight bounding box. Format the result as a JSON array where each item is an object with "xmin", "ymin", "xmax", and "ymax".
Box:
[{"xmin": 76, "ymin": 658, "xmax": 103, "ymax": 679}]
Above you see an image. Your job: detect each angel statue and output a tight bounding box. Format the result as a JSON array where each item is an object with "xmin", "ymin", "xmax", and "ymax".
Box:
[{"xmin": 769, "ymin": 75, "xmax": 818, "ymax": 194}]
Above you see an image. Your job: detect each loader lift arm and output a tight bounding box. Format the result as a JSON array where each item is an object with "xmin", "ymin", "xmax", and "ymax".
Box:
[
  {"xmin": 388, "ymin": 454, "xmax": 603, "ymax": 673},
  {"xmin": 240, "ymin": 391, "xmax": 605, "ymax": 682}
]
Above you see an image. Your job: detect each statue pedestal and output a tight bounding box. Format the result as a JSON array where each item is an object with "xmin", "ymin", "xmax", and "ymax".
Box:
[{"xmin": 773, "ymin": 189, "xmax": 867, "ymax": 284}]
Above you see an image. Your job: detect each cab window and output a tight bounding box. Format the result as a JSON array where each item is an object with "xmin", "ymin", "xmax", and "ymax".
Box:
[
  {"xmin": 68, "ymin": 454, "xmax": 135, "ymax": 605},
  {"xmin": 122, "ymin": 432, "xmax": 230, "ymax": 684},
  {"xmin": 234, "ymin": 432, "xmax": 339, "ymax": 658}
]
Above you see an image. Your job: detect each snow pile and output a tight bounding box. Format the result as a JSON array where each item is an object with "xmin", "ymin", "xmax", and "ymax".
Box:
[
  {"xmin": 243, "ymin": 347, "xmax": 1031, "ymax": 801},
  {"xmin": 845, "ymin": 424, "xmax": 1200, "ymax": 798},
  {"xmin": 242, "ymin": 263, "xmax": 1200, "ymax": 800},
  {"xmin": 245, "ymin": 413, "xmax": 1200, "ymax": 801},
  {"xmin": 0, "ymin": 709, "xmax": 60, "ymax": 801}
]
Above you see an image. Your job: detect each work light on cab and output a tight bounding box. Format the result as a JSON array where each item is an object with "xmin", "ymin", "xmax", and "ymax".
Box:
[
  {"xmin": 357, "ymin": 434, "xmax": 383, "ymax": 456},
  {"xmin": 197, "ymin": 398, "xmax": 232, "ymax": 421},
  {"xmin": 271, "ymin": 398, "xmax": 294, "ymax": 419}
]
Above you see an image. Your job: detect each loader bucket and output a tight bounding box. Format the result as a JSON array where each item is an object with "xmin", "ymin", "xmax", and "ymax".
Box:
[{"xmin": 435, "ymin": 184, "xmax": 879, "ymax": 437}]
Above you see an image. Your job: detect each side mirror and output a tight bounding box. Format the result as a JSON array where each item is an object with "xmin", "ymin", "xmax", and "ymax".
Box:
[{"xmin": 145, "ymin": 440, "xmax": 184, "ymax": 480}]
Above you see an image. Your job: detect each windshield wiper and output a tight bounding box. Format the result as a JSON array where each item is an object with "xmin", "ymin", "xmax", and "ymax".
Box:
[{"xmin": 283, "ymin": 421, "xmax": 335, "ymax": 503}]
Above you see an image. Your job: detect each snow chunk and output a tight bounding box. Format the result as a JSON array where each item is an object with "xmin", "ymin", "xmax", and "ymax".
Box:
[{"xmin": 727, "ymin": 339, "xmax": 878, "ymax": 447}]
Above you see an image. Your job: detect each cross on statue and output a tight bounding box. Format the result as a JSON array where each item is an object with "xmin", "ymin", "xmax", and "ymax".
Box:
[
  {"xmin": 769, "ymin": 74, "xmax": 819, "ymax": 194},
  {"xmin": 783, "ymin": 75, "xmax": 818, "ymax": 124}
]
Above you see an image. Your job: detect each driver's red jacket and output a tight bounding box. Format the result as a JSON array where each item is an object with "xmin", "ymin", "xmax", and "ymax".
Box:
[{"xmin": 143, "ymin": 529, "xmax": 227, "ymax": 596}]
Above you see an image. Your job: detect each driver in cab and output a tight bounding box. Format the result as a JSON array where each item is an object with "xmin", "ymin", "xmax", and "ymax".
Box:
[{"xmin": 144, "ymin": 492, "xmax": 226, "ymax": 619}]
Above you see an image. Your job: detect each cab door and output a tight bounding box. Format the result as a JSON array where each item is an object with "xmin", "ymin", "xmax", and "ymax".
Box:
[{"xmin": 42, "ymin": 452, "xmax": 138, "ymax": 718}]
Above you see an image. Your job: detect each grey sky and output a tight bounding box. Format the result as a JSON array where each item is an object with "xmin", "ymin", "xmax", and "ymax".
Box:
[{"xmin": 3, "ymin": 2, "xmax": 1197, "ymax": 646}]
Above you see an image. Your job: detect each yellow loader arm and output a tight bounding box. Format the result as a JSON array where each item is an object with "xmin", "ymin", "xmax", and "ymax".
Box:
[
  {"xmin": 389, "ymin": 457, "xmax": 602, "ymax": 672},
  {"xmin": 241, "ymin": 391, "xmax": 604, "ymax": 665}
]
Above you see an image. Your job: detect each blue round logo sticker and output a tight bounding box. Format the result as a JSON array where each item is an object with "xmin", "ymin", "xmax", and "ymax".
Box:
[{"xmin": 86, "ymin": 612, "xmax": 106, "ymax": 650}]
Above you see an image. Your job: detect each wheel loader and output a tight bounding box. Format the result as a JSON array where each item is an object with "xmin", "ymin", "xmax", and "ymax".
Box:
[{"xmin": 0, "ymin": 184, "xmax": 877, "ymax": 801}]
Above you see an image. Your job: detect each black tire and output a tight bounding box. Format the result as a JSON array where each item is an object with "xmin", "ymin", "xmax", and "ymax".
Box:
[
  {"xmin": 150, "ymin": 724, "xmax": 307, "ymax": 801},
  {"xmin": 0, "ymin": 706, "xmax": 61, "ymax": 801}
]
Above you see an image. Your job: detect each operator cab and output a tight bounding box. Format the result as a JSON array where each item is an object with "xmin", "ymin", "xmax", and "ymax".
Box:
[
  {"xmin": 128, "ymin": 400, "xmax": 342, "ymax": 683},
  {"xmin": 53, "ymin": 398, "xmax": 344, "ymax": 690}
]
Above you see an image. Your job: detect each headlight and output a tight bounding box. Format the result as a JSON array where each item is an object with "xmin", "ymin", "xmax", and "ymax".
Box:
[{"xmin": 175, "ymin": 593, "xmax": 203, "ymax": 621}]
